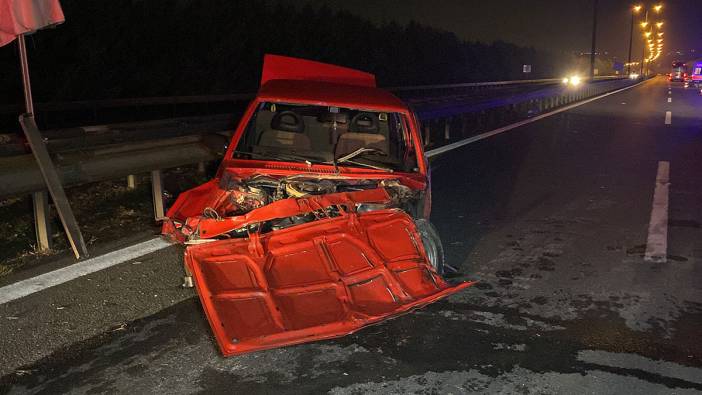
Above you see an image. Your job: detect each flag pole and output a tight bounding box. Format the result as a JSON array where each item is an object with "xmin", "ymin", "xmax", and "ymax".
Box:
[{"xmin": 17, "ymin": 34, "xmax": 35, "ymax": 115}]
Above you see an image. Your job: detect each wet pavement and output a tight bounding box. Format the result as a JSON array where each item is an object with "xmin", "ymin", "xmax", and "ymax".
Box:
[{"xmin": 1, "ymin": 77, "xmax": 702, "ymax": 393}]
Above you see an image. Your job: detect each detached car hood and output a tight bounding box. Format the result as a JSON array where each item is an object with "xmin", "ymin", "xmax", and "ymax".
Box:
[{"xmin": 173, "ymin": 187, "xmax": 472, "ymax": 356}]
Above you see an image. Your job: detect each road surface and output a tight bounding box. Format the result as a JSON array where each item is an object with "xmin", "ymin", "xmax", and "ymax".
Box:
[{"xmin": 1, "ymin": 77, "xmax": 701, "ymax": 394}]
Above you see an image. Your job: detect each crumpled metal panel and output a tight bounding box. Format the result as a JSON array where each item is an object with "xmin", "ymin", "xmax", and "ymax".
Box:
[{"xmin": 185, "ymin": 209, "xmax": 473, "ymax": 356}]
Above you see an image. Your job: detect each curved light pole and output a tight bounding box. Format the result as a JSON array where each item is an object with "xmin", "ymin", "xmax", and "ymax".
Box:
[
  {"xmin": 628, "ymin": 5, "xmax": 642, "ymax": 75},
  {"xmin": 637, "ymin": 4, "xmax": 663, "ymax": 77}
]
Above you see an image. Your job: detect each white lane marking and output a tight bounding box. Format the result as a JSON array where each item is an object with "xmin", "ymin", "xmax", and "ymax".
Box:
[
  {"xmin": 644, "ymin": 161, "xmax": 670, "ymax": 263},
  {"xmin": 426, "ymin": 80, "xmax": 648, "ymax": 158},
  {"xmin": 0, "ymin": 237, "xmax": 172, "ymax": 305},
  {"xmin": 668, "ymin": 91, "xmax": 672, "ymax": 95},
  {"xmin": 665, "ymin": 111, "xmax": 672, "ymax": 124},
  {"xmin": 668, "ymin": 97, "xmax": 672, "ymax": 103}
]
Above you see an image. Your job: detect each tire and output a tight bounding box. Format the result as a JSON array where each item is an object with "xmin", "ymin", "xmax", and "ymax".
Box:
[{"xmin": 414, "ymin": 219, "xmax": 446, "ymax": 275}]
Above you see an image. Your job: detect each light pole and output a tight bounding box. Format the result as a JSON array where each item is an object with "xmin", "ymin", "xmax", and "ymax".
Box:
[
  {"xmin": 590, "ymin": 0, "xmax": 599, "ymax": 79},
  {"xmin": 640, "ymin": 13, "xmax": 649, "ymax": 75},
  {"xmin": 628, "ymin": 5, "xmax": 642, "ymax": 75},
  {"xmin": 637, "ymin": 4, "xmax": 664, "ymax": 77}
]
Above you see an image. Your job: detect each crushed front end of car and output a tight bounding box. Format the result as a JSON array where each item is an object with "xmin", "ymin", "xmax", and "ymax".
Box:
[{"xmin": 162, "ymin": 55, "xmax": 473, "ymax": 356}]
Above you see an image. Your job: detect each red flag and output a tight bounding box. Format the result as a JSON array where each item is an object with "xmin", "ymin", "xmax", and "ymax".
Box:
[{"xmin": 0, "ymin": 0, "xmax": 64, "ymax": 47}]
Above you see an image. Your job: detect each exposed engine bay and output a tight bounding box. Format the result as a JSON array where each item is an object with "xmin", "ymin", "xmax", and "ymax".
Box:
[
  {"xmin": 219, "ymin": 174, "xmax": 418, "ymax": 216},
  {"xmin": 163, "ymin": 173, "xmax": 420, "ymax": 244}
]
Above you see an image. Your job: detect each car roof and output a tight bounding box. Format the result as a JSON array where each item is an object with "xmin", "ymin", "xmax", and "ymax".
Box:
[{"xmin": 257, "ymin": 79, "xmax": 409, "ymax": 112}]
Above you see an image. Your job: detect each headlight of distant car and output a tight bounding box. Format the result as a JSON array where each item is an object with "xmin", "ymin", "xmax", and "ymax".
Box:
[{"xmin": 563, "ymin": 76, "xmax": 581, "ymax": 86}]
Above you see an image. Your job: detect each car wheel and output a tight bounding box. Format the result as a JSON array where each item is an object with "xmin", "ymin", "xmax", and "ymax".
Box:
[{"xmin": 414, "ymin": 219, "xmax": 446, "ymax": 275}]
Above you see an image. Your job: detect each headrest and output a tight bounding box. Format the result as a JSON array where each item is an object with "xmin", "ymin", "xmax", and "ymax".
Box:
[
  {"xmin": 270, "ymin": 111, "xmax": 305, "ymax": 133},
  {"xmin": 350, "ymin": 112, "xmax": 379, "ymax": 133}
]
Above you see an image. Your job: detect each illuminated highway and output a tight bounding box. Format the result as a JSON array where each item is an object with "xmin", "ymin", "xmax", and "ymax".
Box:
[{"xmin": 1, "ymin": 76, "xmax": 701, "ymax": 393}]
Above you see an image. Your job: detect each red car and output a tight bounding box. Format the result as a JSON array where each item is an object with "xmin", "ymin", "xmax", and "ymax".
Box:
[{"xmin": 162, "ymin": 55, "xmax": 473, "ymax": 356}]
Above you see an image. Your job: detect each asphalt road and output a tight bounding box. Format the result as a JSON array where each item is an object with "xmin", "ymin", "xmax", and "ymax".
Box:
[{"xmin": 2, "ymin": 77, "xmax": 702, "ymax": 394}]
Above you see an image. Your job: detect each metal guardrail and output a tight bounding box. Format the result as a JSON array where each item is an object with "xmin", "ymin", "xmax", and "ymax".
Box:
[
  {"xmin": 0, "ymin": 75, "xmax": 639, "ymax": 255},
  {"xmin": 412, "ymin": 77, "xmax": 630, "ymax": 120},
  {"xmin": 415, "ymin": 77, "xmax": 638, "ymax": 146},
  {"xmin": 387, "ymin": 75, "xmax": 623, "ymax": 92},
  {"xmin": 0, "ymin": 76, "xmax": 623, "ymax": 118}
]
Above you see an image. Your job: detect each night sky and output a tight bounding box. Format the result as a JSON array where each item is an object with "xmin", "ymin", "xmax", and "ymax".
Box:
[{"xmin": 301, "ymin": 0, "xmax": 702, "ymax": 62}]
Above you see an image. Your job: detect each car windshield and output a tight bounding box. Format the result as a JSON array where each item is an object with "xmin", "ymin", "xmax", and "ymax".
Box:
[{"xmin": 233, "ymin": 102, "xmax": 419, "ymax": 172}]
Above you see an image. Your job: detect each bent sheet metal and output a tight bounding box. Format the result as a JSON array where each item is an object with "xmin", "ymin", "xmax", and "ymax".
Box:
[{"xmin": 181, "ymin": 193, "xmax": 473, "ymax": 355}]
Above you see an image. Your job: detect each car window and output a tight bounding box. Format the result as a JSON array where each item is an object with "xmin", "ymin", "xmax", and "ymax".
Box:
[{"xmin": 234, "ymin": 102, "xmax": 418, "ymax": 172}]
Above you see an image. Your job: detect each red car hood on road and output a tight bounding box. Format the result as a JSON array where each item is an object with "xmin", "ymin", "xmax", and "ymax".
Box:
[{"xmin": 168, "ymin": 185, "xmax": 472, "ymax": 355}]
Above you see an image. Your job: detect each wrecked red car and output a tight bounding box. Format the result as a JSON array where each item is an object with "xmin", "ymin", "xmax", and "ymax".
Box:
[{"xmin": 162, "ymin": 54, "xmax": 473, "ymax": 356}]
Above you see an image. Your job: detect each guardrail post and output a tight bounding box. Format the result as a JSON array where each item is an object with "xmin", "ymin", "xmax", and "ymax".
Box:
[
  {"xmin": 151, "ymin": 170, "xmax": 165, "ymax": 220},
  {"xmin": 444, "ymin": 119, "xmax": 450, "ymax": 140},
  {"xmin": 424, "ymin": 123, "xmax": 431, "ymax": 147},
  {"xmin": 197, "ymin": 161, "xmax": 206, "ymax": 174},
  {"xmin": 127, "ymin": 174, "xmax": 137, "ymax": 190},
  {"xmin": 32, "ymin": 191, "xmax": 52, "ymax": 251}
]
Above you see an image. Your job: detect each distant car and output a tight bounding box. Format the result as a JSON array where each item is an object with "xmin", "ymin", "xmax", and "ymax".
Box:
[
  {"xmin": 670, "ymin": 62, "xmax": 687, "ymax": 82},
  {"xmin": 162, "ymin": 55, "xmax": 473, "ymax": 356}
]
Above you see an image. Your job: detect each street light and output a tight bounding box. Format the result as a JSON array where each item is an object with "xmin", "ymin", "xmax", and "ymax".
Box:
[
  {"xmin": 635, "ymin": 3, "xmax": 665, "ymax": 76},
  {"xmin": 589, "ymin": 0, "xmax": 599, "ymax": 79},
  {"xmin": 628, "ymin": 5, "xmax": 644, "ymax": 75}
]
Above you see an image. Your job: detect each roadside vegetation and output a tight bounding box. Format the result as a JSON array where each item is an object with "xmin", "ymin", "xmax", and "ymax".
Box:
[
  {"xmin": 0, "ymin": 166, "xmax": 209, "ymax": 277},
  {"xmin": 1, "ymin": 0, "xmax": 565, "ymax": 108}
]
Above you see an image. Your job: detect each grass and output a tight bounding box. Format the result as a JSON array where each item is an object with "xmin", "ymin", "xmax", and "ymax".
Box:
[{"xmin": 0, "ymin": 165, "xmax": 211, "ymax": 277}]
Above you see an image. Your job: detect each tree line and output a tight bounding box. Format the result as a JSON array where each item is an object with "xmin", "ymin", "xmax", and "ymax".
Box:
[{"xmin": 0, "ymin": 0, "xmax": 568, "ymax": 104}]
